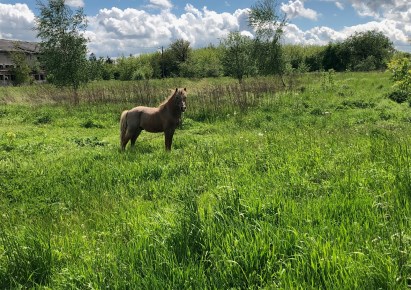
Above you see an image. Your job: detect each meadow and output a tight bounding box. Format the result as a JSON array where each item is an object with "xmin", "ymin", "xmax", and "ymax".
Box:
[{"xmin": 0, "ymin": 71, "xmax": 410, "ymax": 289}]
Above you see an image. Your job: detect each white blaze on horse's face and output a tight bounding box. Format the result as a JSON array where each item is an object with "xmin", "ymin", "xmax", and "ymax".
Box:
[{"xmin": 176, "ymin": 88, "xmax": 187, "ymax": 112}]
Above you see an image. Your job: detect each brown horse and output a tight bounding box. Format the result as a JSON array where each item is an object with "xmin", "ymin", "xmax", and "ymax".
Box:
[{"xmin": 120, "ymin": 88, "xmax": 187, "ymax": 151}]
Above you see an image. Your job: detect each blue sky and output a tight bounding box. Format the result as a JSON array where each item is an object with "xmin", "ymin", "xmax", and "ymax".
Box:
[{"xmin": 0, "ymin": 0, "xmax": 410, "ymax": 57}]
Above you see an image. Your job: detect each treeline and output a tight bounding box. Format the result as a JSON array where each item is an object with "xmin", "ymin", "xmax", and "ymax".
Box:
[
  {"xmin": 87, "ymin": 30, "xmax": 398, "ymax": 82},
  {"xmin": 87, "ymin": 41, "xmax": 224, "ymax": 81}
]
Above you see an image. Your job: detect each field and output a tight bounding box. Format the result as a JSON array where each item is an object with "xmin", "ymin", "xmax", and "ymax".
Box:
[{"xmin": 1, "ymin": 72, "xmax": 410, "ymax": 289}]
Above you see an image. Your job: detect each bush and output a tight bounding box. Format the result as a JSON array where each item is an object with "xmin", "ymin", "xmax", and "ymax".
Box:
[
  {"xmin": 387, "ymin": 90, "xmax": 409, "ymax": 104},
  {"xmin": 388, "ymin": 57, "xmax": 411, "ymax": 88},
  {"xmin": 387, "ymin": 57, "xmax": 411, "ymax": 105}
]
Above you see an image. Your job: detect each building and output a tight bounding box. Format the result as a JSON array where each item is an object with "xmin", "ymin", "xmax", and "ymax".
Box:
[{"xmin": 0, "ymin": 39, "xmax": 46, "ymax": 86}]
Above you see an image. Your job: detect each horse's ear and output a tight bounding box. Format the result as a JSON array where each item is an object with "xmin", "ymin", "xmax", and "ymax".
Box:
[{"xmin": 175, "ymin": 88, "xmax": 178, "ymax": 92}]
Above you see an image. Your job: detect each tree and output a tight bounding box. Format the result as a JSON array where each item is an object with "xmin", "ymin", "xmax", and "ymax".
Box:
[
  {"xmin": 320, "ymin": 30, "xmax": 394, "ymax": 72},
  {"xmin": 322, "ymin": 42, "xmax": 350, "ymax": 71},
  {"xmin": 248, "ymin": 0, "xmax": 287, "ymax": 78},
  {"xmin": 170, "ymin": 39, "xmax": 191, "ymax": 63},
  {"xmin": 10, "ymin": 44, "xmax": 32, "ymax": 85},
  {"xmin": 221, "ymin": 31, "xmax": 256, "ymax": 83},
  {"xmin": 87, "ymin": 53, "xmax": 105, "ymax": 81},
  {"xmin": 345, "ymin": 30, "xmax": 394, "ymax": 71},
  {"xmin": 35, "ymin": 0, "xmax": 89, "ymax": 103}
]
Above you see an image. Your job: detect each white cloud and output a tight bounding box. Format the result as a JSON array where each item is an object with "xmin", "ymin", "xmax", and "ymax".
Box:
[
  {"xmin": 342, "ymin": 19, "xmax": 410, "ymax": 48},
  {"xmin": 281, "ymin": 0, "xmax": 319, "ymax": 21},
  {"xmin": 349, "ymin": 0, "xmax": 411, "ymax": 22},
  {"xmin": 282, "ymin": 19, "xmax": 410, "ymax": 52},
  {"xmin": 0, "ymin": 3, "xmax": 36, "ymax": 41},
  {"xmin": 1, "ymin": 2, "xmax": 410, "ymax": 57},
  {"xmin": 335, "ymin": 2, "xmax": 344, "ymax": 10},
  {"xmin": 86, "ymin": 5, "xmax": 251, "ymax": 57},
  {"xmin": 65, "ymin": 0, "xmax": 84, "ymax": 8},
  {"xmin": 148, "ymin": 0, "xmax": 173, "ymax": 10},
  {"xmin": 283, "ymin": 24, "xmax": 345, "ymax": 45}
]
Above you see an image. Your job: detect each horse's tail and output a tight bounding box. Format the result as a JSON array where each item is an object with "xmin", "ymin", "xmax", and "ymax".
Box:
[{"xmin": 120, "ymin": 110, "xmax": 128, "ymax": 149}]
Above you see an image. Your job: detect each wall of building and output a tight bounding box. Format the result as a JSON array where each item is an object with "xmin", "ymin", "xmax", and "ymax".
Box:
[{"xmin": 0, "ymin": 47, "xmax": 46, "ymax": 86}]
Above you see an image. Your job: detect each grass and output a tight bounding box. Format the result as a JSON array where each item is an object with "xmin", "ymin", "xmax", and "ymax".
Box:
[{"xmin": 0, "ymin": 71, "xmax": 410, "ymax": 288}]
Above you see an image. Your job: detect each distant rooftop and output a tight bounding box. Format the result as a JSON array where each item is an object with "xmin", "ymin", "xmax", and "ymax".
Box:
[{"xmin": 0, "ymin": 39, "xmax": 39, "ymax": 54}]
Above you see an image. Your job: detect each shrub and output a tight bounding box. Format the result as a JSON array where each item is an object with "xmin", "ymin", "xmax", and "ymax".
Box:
[
  {"xmin": 387, "ymin": 90, "xmax": 409, "ymax": 104},
  {"xmin": 387, "ymin": 57, "xmax": 411, "ymax": 92},
  {"xmin": 387, "ymin": 57, "xmax": 411, "ymax": 104}
]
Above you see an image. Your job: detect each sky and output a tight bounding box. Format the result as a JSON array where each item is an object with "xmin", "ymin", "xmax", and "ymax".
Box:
[{"xmin": 0, "ymin": 0, "xmax": 410, "ymax": 58}]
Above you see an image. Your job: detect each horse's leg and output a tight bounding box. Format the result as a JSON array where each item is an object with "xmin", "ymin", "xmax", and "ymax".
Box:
[
  {"xmin": 121, "ymin": 130, "xmax": 132, "ymax": 150},
  {"xmin": 164, "ymin": 128, "xmax": 175, "ymax": 151},
  {"xmin": 130, "ymin": 128, "xmax": 142, "ymax": 148}
]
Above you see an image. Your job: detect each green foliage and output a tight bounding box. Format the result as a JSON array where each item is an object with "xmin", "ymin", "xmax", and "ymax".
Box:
[
  {"xmin": 248, "ymin": 0, "xmax": 286, "ymax": 42},
  {"xmin": 84, "ymin": 29, "xmax": 395, "ymax": 84},
  {"xmin": 283, "ymin": 45, "xmax": 324, "ymax": 73},
  {"xmin": 180, "ymin": 46, "xmax": 223, "ymax": 78},
  {"xmin": 116, "ymin": 55, "xmax": 154, "ymax": 81},
  {"xmin": 35, "ymin": 0, "xmax": 89, "ymax": 102},
  {"xmin": 323, "ymin": 30, "xmax": 394, "ymax": 72},
  {"xmin": 10, "ymin": 48, "xmax": 32, "ymax": 86},
  {"xmin": 388, "ymin": 57, "xmax": 411, "ymax": 91},
  {"xmin": 169, "ymin": 39, "xmax": 191, "ymax": 64},
  {"xmin": 387, "ymin": 90, "xmax": 409, "ymax": 104},
  {"xmin": 283, "ymin": 31, "xmax": 394, "ymax": 73},
  {"xmin": 346, "ymin": 30, "xmax": 394, "ymax": 71},
  {"xmin": 221, "ymin": 32, "xmax": 256, "ymax": 82},
  {"xmin": 387, "ymin": 57, "xmax": 411, "ymax": 104},
  {"xmin": 249, "ymin": 0, "xmax": 287, "ymax": 76},
  {"xmin": 87, "ymin": 53, "xmax": 105, "ymax": 81}
]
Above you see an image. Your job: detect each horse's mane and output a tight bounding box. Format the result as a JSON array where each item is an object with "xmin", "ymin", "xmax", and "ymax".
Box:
[{"xmin": 159, "ymin": 89, "xmax": 178, "ymax": 108}]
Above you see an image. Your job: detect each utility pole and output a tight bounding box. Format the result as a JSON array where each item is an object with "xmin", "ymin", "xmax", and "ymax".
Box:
[{"xmin": 161, "ymin": 46, "xmax": 164, "ymax": 78}]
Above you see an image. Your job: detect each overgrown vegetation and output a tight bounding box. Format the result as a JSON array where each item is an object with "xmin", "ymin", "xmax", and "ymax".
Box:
[
  {"xmin": 10, "ymin": 46, "xmax": 32, "ymax": 86},
  {"xmin": 35, "ymin": 0, "xmax": 89, "ymax": 103},
  {"xmin": 1, "ymin": 72, "xmax": 410, "ymax": 288},
  {"xmin": 387, "ymin": 56, "xmax": 411, "ymax": 104},
  {"xmin": 82, "ymin": 29, "xmax": 394, "ymax": 83}
]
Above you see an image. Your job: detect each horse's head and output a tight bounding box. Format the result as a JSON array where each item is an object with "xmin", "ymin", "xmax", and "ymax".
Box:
[{"xmin": 174, "ymin": 88, "xmax": 187, "ymax": 112}]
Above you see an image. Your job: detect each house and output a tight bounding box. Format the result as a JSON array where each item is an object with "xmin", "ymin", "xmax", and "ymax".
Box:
[{"xmin": 0, "ymin": 39, "xmax": 46, "ymax": 86}]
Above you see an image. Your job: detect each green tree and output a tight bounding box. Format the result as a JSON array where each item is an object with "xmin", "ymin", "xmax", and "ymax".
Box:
[
  {"xmin": 87, "ymin": 53, "xmax": 105, "ymax": 81},
  {"xmin": 170, "ymin": 39, "xmax": 191, "ymax": 63},
  {"xmin": 345, "ymin": 30, "xmax": 394, "ymax": 71},
  {"xmin": 35, "ymin": 0, "xmax": 89, "ymax": 103},
  {"xmin": 248, "ymin": 0, "xmax": 287, "ymax": 78},
  {"xmin": 322, "ymin": 42, "xmax": 350, "ymax": 71},
  {"xmin": 170, "ymin": 39, "xmax": 191, "ymax": 77},
  {"xmin": 321, "ymin": 30, "xmax": 394, "ymax": 72},
  {"xmin": 10, "ymin": 44, "xmax": 32, "ymax": 85},
  {"xmin": 221, "ymin": 31, "xmax": 256, "ymax": 83}
]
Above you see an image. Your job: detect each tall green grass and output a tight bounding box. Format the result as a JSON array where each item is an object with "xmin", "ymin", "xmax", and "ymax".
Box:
[{"xmin": 0, "ymin": 72, "xmax": 410, "ymax": 288}]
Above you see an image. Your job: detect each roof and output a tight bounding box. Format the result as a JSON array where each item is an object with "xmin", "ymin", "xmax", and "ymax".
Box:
[{"xmin": 0, "ymin": 39, "xmax": 40, "ymax": 54}]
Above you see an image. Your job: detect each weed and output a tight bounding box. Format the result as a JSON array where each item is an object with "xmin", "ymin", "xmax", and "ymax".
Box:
[
  {"xmin": 71, "ymin": 137, "xmax": 108, "ymax": 147},
  {"xmin": 81, "ymin": 119, "xmax": 104, "ymax": 129},
  {"xmin": 387, "ymin": 90, "xmax": 409, "ymax": 104},
  {"xmin": 34, "ymin": 114, "xmax": 52, "ymax": 125}
]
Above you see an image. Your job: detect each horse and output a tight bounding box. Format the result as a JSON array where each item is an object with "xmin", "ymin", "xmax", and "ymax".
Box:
[{"xmin": 120, "ymin": 88, "xmax": 187, "ymax": 151}]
